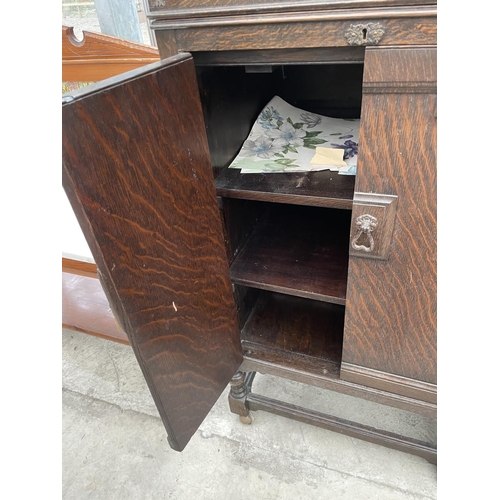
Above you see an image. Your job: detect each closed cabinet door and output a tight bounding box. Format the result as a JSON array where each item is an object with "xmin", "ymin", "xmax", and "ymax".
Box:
[
  {"xmin": 62, "ymin": 53, "xmax": 243, "ymax": 451},
  {"xmin": 341, "ymin": 46, "xmax": 437, "ymax": 404}
]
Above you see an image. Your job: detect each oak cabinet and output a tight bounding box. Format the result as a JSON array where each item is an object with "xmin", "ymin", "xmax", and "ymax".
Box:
[{"xmin": 62, "ymin": 1, "xmax": 436, "ymax": 461}]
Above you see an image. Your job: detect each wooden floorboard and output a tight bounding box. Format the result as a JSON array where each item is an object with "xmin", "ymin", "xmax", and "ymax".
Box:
[{"xmin": 62, "ymin": 271, "xmax": 130, "ymax": 345}]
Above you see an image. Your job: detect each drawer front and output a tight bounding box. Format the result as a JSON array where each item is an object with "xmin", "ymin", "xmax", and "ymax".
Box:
[
  {"xmin": 149, "ymin": 2, "xmax": 436, "ymax": 56},
  {"xmin": 155, "ymin": 18, "xmax": 436, "ymax": 57}
]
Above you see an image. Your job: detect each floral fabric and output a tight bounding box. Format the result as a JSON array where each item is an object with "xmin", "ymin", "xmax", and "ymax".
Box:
[{"xmin": 228, "ymin": 96, "xmax": 360, "ymax": 174}]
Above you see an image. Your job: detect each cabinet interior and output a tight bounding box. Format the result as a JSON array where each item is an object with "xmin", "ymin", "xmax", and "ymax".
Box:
[{"xmin": 195, "ymin": 53, "xmax": 365, "ymax": 373}]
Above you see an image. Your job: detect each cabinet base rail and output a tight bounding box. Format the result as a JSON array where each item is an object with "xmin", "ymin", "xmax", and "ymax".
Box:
[{"xmin": 228, "ymin": 371, "xmax": 437, "ymax": 464}]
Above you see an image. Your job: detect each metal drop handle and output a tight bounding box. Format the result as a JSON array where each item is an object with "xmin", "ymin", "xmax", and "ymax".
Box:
[{"xmin": 351, "ymin": 214, "xmax": 378, "ymax": 253}]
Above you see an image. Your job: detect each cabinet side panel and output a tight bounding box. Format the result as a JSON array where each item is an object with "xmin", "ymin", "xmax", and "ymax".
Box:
[
  {"xmin": 342, "ymin": 46, "xmax": 436, "ymax": 386},
  {"xmin": 62, "ymin": 56, "xmax": 242, "ymax": 451}
]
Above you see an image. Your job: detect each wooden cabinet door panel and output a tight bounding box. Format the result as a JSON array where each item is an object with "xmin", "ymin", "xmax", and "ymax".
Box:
[
  {"xmin": 342, "ymin": 47, "xmax": 437, "ymax": 396},
  {"xmin": 62, "ymin": 53, "xmax": 242, "ymax": 451}
]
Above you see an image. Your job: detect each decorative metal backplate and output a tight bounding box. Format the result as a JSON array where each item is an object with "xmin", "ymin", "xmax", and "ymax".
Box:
[
  {"xmin": 345, "ymin": 23, "xmax": 385, "ymax": 46},
  {"xmin": 350, "ymin": 192, "xmax": 398, "ymax": 260}
]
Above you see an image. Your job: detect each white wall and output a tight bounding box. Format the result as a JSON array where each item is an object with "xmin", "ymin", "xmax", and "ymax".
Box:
[{"xmin": 61, "ymin": 188, "xmax": 94, "ymax": 262}]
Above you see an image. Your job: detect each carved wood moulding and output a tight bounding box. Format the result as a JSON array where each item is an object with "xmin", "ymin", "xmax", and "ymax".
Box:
[
  {"xmin": 340, "ymin": 362, "xmax": 437, "ymax": 404},
  {"xmin": 362, "ymin": 45, "xmax": 437, "ymax": 93},
  {"xmin": 146, "ymin": 1, "xmax": 437, "ymax": 21},
  {"xmin": 148, "ymin": 5, "xmax": 437, "ymax": 28},
  {"xmin": 62, "ymin": 25, "xmax": 159, "ymax": 81}
]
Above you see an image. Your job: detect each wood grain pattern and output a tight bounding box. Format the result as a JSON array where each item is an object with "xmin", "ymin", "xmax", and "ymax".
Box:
[
  {"xmin": 148, "ymin": 0, "xmax": 436, "ymax": 17},
  {"xmin": 62, "ymin": 53, "xmax": 242, "ymax": 451},
  {"xmin": 342, "ymin": 46, "xmax": 436, "ymax": 385},
  {"xmin": 62, "ymin": 257, "xmax": 98, "ymax": 278},
  {"xmin": 341, "ymin": 362, "xmax": 436, "ymax": 403},
  {"xmin": 362, "ymin": 45, "xmax": 437, "ymax": 85},
  {"xmin": 216, "ymin": 168, "xmax": 355, "ymax": 209},
  {"xmin": 241, "ymin": 291, "xmax": 344, "ymax": 363},
  {"xmin": 230, "ymin": 204, "xmax": 351, "ymax": 304},
  {"xmin": 362, "ymin": 45, "xmax": 437, "ymax": 93},
  {"xmin": 154, "ymin": 29, "xmax": 178, "ymax": 58},
  {"xmin": 240, "ymin": 350, "xmax": 436, "ymax": 418},
  {"xmin": 62, "ymin": 26, "xmax": 159, "ymax": 81},
  {"xmin": 167, "ymin": 17, "xmax": 436, "ymax": 52},
  {"xmin": 62, "ymin": 272, "xmax": 130, "ymax": 345}
]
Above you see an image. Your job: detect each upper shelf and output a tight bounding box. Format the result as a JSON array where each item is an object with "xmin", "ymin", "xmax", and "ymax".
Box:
[{"xmin": 215, "ymin": 168, "xmax": 355, "ymax": 209}]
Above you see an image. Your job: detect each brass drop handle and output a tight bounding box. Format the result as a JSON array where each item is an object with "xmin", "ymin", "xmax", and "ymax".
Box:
[{"xmin": 351, "ymin": 214, "xmax": 378, "ymax": 253}]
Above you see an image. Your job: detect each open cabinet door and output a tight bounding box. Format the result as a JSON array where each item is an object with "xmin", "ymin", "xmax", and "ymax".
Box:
[{"xmin": 62, "ymin": 53, "xmax": 243, "ymax": 451}]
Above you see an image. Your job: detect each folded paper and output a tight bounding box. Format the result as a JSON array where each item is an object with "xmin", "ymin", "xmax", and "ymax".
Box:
[
  {"xmin": 310, "ymin": 147, "xmax": 346, "ymax": 167},
  {"xmin": 228, "ymin": 96, "xmax": 359, "ymax": 174}
]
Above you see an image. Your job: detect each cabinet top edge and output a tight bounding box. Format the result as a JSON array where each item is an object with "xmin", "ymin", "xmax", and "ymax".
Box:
[
  {"xmin": 148, "ymin": 4, "xmax": 436, "ymax": 29},
  {"xmin": 146, "ymin": 1, "xmax": 437, "ymax": 20}
]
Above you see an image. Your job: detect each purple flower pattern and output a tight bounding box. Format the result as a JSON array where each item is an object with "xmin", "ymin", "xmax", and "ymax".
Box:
[
  {"xmin": 331, "ymin": 139, "xmax": 358, "ymax": 159},
  {"xmin": 229, "ymin": 96, "xmax": 360, "ymax": 174}
]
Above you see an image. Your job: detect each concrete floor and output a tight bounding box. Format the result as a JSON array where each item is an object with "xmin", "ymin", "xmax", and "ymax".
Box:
[{"xmin": 62, "ymin": 328, "xmax": 437, "ymax": 499}]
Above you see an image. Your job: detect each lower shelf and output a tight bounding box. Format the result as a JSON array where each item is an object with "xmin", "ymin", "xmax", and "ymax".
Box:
[
  {"xmin": 229, "ymin": 203, "xmax": 351, "ymax": 305},
  {"xmin": 241, "ymin": 291, "xmax": 344, "ymax": 376},
  {"xmin": 62, "ymin": 268, "xmax": 436, "ymax": 418}
]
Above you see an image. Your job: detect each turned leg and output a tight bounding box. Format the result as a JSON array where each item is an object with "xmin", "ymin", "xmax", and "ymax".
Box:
[{"xmin": 228, "ymin": 371, "xmax": 255, "ymax": 425}]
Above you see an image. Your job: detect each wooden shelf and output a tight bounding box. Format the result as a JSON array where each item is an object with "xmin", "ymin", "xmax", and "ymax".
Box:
[
  {"xmin": 215, "ymin": 168, "xmax": 355, "ymax": 209},
  {"xmin": 241, "ymin": 291, "xmax": 344, "ymax": 369},
  {"xmin": 230, "ymin": 204, "xmax": 351, "ymax": 304}
]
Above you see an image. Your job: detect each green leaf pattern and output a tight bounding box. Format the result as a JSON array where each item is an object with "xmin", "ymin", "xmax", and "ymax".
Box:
[{"xmin": 230, "ymin": 96, "xmax": 359, "ymax": 174}]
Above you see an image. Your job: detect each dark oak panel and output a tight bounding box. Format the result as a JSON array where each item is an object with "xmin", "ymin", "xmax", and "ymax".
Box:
[
  {"xmin": 342, "ymin": 46, "xmax": 436, "ymax": 385},
  {"xmin": 241, "ymin": 291, "xmax": 344, "ymax": 363},
  {"xmin": 362, "ymin": 45, "xmax": 437, "ymax": 90},
  {"xmin": 161, "ymin": 17, "xmax": 435, "ymax": 54},
  {"xmin": 230, "ymin": 204, "xmax": 351, "ymax": 304},
  {"xmin": 62, "ymin": 54, "xmax": 242, "ymax": 451},
  {"xmin": 241, "ymin": 351, "xmax": 436, "ymax": 418},
  {"xmin": 216, "ymin": 168, "xmax": 355, "ymax": 209}
]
